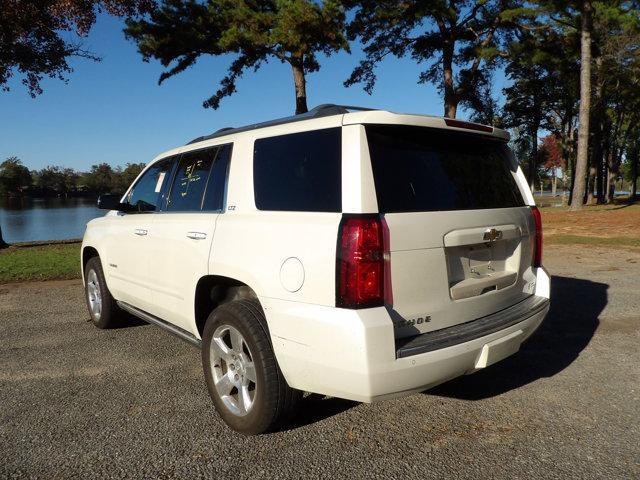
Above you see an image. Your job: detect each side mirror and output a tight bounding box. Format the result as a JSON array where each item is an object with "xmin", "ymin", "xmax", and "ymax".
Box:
[{"xmin": 97, "ymin": 194, "xmax": 130, "ymax": 212}]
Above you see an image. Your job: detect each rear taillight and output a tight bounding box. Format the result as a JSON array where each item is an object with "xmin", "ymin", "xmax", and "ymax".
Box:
[
  {"xmin": 336, "ymin": 215, "xmax": 385, "ymax": 308},
  {"xmin": 532, "ymin": 206, "xmax": 543, "ymax": 268}
]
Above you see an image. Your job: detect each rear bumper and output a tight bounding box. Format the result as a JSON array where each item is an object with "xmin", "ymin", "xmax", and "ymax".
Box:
[
  {"xmin": 262, "ymin": 267, "xmax": 550, "ymax": 403},
  {"xmin": 395, "ymin": 295, "xmax": 549, "ymax": 358}
]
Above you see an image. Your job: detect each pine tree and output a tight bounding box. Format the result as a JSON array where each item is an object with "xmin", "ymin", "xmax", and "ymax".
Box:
[
  {"xmin": 125, "ymin": 0, "xmax": 349, "ymax": 114},
  {"xmin": 344, "ymin": 0, "xmax": 521, "ymax": 118}
]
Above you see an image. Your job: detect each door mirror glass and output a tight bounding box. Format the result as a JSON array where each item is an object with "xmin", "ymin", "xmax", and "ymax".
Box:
[{"xmin": 97, "ymin": 194, "xmax": 131, "ymax": 211}]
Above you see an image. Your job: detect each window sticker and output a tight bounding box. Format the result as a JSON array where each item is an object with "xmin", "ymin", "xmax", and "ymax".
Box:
[
  {"xmin": 154, "ymin": 171, "xmax": 166, "ymax": 193},
  {"xmin": 179, "ymin": 161, "xmax": 204, "ymax": 198}
]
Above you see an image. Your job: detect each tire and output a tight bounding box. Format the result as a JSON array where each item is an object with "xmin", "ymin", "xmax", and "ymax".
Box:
[
  {"xmin": 84, "ymin": 256, "xmax": 121, "ymax": 329},
  {"xmin": 202, "ymin": 299, "xmax": 301, "ymax": 434}
]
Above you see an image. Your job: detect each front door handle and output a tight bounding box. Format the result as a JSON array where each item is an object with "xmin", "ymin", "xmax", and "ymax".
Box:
[
  {"xmin": 134, "ymin": 228, "xmax": 148, "ymax": 236},
  {"xmin": 186, "ymin": 231, "xmax": 207, "ymax": 240}
]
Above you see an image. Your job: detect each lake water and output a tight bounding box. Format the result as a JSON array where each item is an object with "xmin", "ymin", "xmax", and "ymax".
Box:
[{"xmin": 0, "ymin": 197, "xmax": 103, "ymax": 243}]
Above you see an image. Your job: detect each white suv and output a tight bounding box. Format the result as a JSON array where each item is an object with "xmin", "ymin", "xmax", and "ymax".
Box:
[{"xmin": 82, "ymin": 105, "xmax": 550, "ymax": 434}]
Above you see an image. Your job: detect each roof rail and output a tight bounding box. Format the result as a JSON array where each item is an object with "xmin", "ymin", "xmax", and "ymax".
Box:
[{"xmin": 186, "ymin": 104, "xmax": 376, "ymax": 145}]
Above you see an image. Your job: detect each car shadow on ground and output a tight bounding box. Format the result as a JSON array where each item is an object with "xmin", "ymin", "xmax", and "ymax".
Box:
[
  {"xmin": 427, "ymin": 275, "xmax": 607, "ymax": 400},
  {"xmin": 287, "ymin": 394, "xmax": 359, "ymax": 430},
  {"xmin": 89, "ymin": 311, "xmax": 147, "ymax": 329}
]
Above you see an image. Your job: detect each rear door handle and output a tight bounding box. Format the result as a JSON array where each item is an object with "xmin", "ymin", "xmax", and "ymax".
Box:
[
  {"xmin": 186, "ymin": 232, "xmax": 207, "ymax": 240},
  {"xmin": 134, "ymin": 228, "xmax": 148, "ymax": 236}
]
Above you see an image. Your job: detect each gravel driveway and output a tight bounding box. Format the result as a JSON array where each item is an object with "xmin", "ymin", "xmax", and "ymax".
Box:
[{"xmin": 1, "ymin": 245, "xmax": 639, "ymax": 479}]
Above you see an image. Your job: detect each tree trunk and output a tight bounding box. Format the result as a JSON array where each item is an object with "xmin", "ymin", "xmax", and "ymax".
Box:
[
  {"xmin": 531, "ymin": 131, "xmax": 537, "ymax": 191},
  {"xmin": 528, "ymin": 118, "xmax": 540, "ymax": 191},
  {"xmin": 605, "ymin": 161, "xmax": 611, "ymax": 200},
  {"xmin": 592, "ymin": 55, "xmax": 605, "ymax": 204},
  {"xmin": 442, "ymin": 41, "xmax": 457, "ymax": 118},
  {"xmin": 570, "ymin": 0, "xmax": 593, "ymax": 211},
  {"xmin": 596, "ymin": 148, "xmax": 605, "ymax": 203},
  {"xmin": 291, "ymin": 59, "xmax": 308, "ymax": 115},
  {"xmin": 568, "ymin": 130, "xmax": 577, "ymax": 205},
  {"xmin": 606, "ymin": 147, "xmax": 620, "ymax": 204},
  {"xmin": 606, "ymin": 170, "xmax": 615, "ymax": 203},
  {"xmin": 0, "ymin": 224, "xmax": 8, "ymax": 249},
  {"xmin": 631, "ymin": 149, "xmax": 639, "ymax": 202},
  {"xmin": 587, "ymin": 164, "xmax": 597, "ymax": 204},
  {"xmin": 552, "ymin": 171, "xmax": 557, "ymax": 196},
  {"xmin": 560, "ymin": 114, "xmax": 574, "ymax": 203},
  {"xmin": 632, "ymin": 172, "xmax": 638, "ymax": 202}
]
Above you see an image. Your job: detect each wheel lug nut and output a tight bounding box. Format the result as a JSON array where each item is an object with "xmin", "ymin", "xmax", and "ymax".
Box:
[
  {"xmin": 234, "ymin": 374, "xmax": 239, "ymax": 381},
  {"xmin": 230, "ymin": 364, "xmax": 235, "ymax": 370}
]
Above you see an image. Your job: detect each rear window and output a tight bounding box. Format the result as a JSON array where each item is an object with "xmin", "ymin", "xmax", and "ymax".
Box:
[
  {"xmin": 253, "ymin": 128, "xmax": 341, "ymax": 212},
  {"xmin": 365, "ymin": 125, "xmax": 524, "ymax": 213}
]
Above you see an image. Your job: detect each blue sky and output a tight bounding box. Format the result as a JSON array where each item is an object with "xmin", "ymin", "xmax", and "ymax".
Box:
[{"xmin": 1, "ymin": 14, "xmax": 508, "ymax": 171}]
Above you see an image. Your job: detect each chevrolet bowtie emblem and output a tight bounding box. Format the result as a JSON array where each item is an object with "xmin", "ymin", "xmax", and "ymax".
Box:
[{"xmin": 483, "ymin": 228, "xmax": 503, "ymax": 242}]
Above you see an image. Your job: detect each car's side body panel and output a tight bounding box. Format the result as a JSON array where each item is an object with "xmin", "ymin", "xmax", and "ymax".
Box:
[
  {"xmin": 209, "ymin": 118, "xmax": 344, "ymax": 310},
  {"xmin": 147, "ymin": 212, "xmax": 219, "ymax": 335},
  {"xmin": 83, "ymin": 212, "xmax": 157, "ymax": 313}
]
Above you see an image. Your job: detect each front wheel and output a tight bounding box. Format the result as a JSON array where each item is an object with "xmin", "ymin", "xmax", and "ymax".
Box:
[{"xmin": 202, "ymin": 299, "xmax": 301, "ymax": 434}]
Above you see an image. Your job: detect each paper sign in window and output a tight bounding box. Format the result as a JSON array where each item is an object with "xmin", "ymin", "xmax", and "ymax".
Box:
[{"xmin": 155, "ymin": 172, "xmax": 166, "ymax": 193}]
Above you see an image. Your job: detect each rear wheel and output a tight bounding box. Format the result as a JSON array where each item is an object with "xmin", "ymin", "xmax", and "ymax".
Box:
[
  {"xmin": 84, "ymin": 256, "xmax": 120, "ymax": 329},
  {"xmin": 202, "ymin": 299, "xmax": 301, "ymax": 434}
]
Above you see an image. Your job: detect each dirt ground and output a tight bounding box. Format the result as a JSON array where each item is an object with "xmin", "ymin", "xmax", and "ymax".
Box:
[
  {"xmin": 1, "ymin": 244, "xmax": 639, "ymax": 479},
  {"xmin": 541, "ymin": 203, "xmax": 640, "ymax": 239}
]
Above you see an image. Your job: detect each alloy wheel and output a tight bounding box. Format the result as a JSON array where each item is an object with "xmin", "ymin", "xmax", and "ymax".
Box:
[{"xmin": 210, "ymin": 324, "xmax": 257, "ymax": 416}]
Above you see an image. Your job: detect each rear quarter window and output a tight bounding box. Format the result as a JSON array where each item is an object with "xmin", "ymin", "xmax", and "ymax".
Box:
[
  {"xmin": 365, "ymin": 125, "xmax": 524, "ymax": 213},
  {"xmin": 253, "ymin": 128, "xmax": 341, "ymax": 212}
]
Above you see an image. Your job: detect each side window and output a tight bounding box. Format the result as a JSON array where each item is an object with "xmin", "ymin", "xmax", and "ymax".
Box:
[
  {"xmin": 253, "ymin": 128, "xmax": 342, "ymax": 212},
  {"xmin": 166, "ymin": 148, "xmax": 216, "ymax": 212},
  {"xmin": 125, "ymin": 158, "xmax": 173, "ymax": 213},
  {"xmin": 202, "ymin": 144, "xmax": 232, "ymax": 211}
]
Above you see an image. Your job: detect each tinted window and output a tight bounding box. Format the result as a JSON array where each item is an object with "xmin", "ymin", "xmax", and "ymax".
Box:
[
  {"xmin": 202, "ymin": 144, "xmax": 232, "ymax": 211},
  {"xmin": 365, "ymin": 125, "xmax": 524, "ymax": 213},
  {"xmin": 126, "ymin": 158, "xmax": 173, "ymax": 212},
  {"xmin": 253, "ymin": 128, "xmax": 341, "ymax": 212},
  {"xmin": 167, "ymin": 148, "xmax": 216, "ymax": 211}
]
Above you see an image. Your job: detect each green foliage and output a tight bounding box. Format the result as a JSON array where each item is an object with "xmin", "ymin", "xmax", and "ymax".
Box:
[
  {"xmin": 0, "ymin": 0, "xmax": 152, "ymax": 97},
  {"xmin": 125, "ymin": 0, "xmax": 349, "ymax": 112},
  {"xmin": 344, "ymin": 0, "xmax": 524, "ymax": 118},
  {"xmin": 498, "ymin": 0, "xmax": 640, "ymax": 201},
  {"xmin": 622, "ymin": 141, "xmax": 639, "ymax": 183},
  {"xmin": 113, "ymin": 163, "xmax": 146, "ymax": 193},
  {"xmin": 34, "ymin": 166, "xmax": 79, "ymax": 196},
  {"xmin": 0, "ymin": 157, "xmax": 146, "ymax": 197},
  {"xmin": 0, "ymin": 157, "xmax": 32, "ymax": 195},
  {"xmin": 81, "ymin": 163, "xmax": 116, "ymax": 194}
]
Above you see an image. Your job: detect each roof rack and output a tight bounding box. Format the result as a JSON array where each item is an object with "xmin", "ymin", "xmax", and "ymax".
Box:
[{"xmin": 186, "ymin": 104, "xmax": 375, "ymax": 145}]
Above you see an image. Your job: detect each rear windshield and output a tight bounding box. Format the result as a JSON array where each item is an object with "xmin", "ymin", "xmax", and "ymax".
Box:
[{"xmin": 365, "ymin": 125, "xmax": 524, "ymax": 213}]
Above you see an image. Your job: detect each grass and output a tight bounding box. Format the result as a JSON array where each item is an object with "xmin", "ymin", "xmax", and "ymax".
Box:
[
  {"xmin": 545, "ymin": 234, "xmax": 640, "ymax": 248},
  {"xmin": 0, "ymin": 243, "xmax": 81, "ymax": 283}
]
